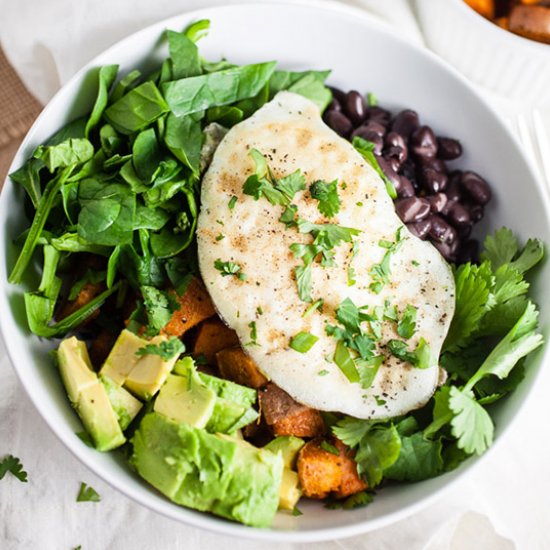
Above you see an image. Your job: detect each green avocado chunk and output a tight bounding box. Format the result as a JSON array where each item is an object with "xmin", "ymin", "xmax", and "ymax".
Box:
[
  {"xmin": 166, "ymin": 358, "xmax": 258, "ymax": 434},
  {"xmin": 100, "ymin": 375, "xmax": 143, "ymax": 431},
  {"xmin": 131, "ymin": 412, "xmax": 284, "ymax": 527},
  {"xmin": 58, "ymin": 337, "xmax": 125, "ymax": 451},
  {"xmin": 264, "ymin": 436, "xmax": 305, "ymax": 469}
]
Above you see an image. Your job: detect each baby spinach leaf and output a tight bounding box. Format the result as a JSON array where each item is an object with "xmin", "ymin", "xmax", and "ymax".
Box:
[
  {"xmin": 166, "ymin": 30, "xmax": 201, "ymax": 80},
  {"xmin": 77, "ymin": 179, "xmax": 136, "ymax": 246},
  {"xmin": 105, "ymin": 81, "xmax": 169, "ymax": 134},
  {"xmin": 164, "ymin": 113, "xmax": 203, "ymax": 176},
  {"xmin": 268, "ymin": 69, "xmax": 330, "ymax": 97},
  {"xmin": 134, "ymin": 204, "xmax": 171, "ymax": 230},
  {"xmin": 111, "ymin": 69, "xmax": 142, "ymax": 103},
  {"xmin": 288, "ymin": 73, "xmax": 332, "ymax": 111},
  {"xmin": 132, "ymin": 128, "xmax": 162, "ymax": 183},
  {"xmin": 206, "ymin": 105, "xmax": 244, "ymax": 127},
  {"xmin": 184, "ymin": 19, "xmax": 210, "ymax": 43},
  {"xmin": 33, "ymin": 138, "xmax": 94, "ymax": 173},
  {"xmin": 10, "ymin": 158, "xmax": 44, "ymax": 209},
  {"xmin": 85, "ymin": 64, "xmax": 119, "ymax": 138},
  {"xmin": 162, "ymin": 61, "xmax": 276, "ymax": 117}
]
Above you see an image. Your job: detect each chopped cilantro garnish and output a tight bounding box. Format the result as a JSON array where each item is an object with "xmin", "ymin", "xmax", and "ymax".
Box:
[
  {"xmin": 309, "ymin": 179, "xmax": 341, "ymax": 218},
  {"xmin": 374, "ymin": 395, "xmax": 386, "ymax": 406},
  {"xmin": 356, "ymin": 201, "xmax": 363, "ymax": 207},
  {"xmin": 243, "ymin": 149, "xmax": 305, "ymax": 206},
  {"xmin": 367, "ymin": 92, "xmax": 378, "ymax": 107},
  {"xmin": 333, "ymin": 340, "xmax": 360, "ymax": 382},
  {"xmin": 411, "ymin": 259, "xmax": 420, "ymax": 266},
  {"xmin": 141, "ymin": 286, "xmax": 179, "ymax": 336},
  {"xmin": 0, "ymin": 455, "xmax": 28, "ymax": 483},
  {"xmin": 320, "ymin": 441, "xmax": 340, "ymax": 456},
  {"xmin": 348, "ymin": 241, "xmax": 359, "ymax": 287},
  {"xmin": 387, "ymin": 337, "xmax": 432, "ymax": 369},
  {"xmin": 76, "ymin": 482, "xmax": 101, "ymax": 502},
  {"xmin": 291, "ymin": 506, "xmax": 303, "ymax": 516},
  {"xmin": 290, "ymin": 331, "xmax": 319, "ymax": 353},
  {"xmin": 369, "ymin": 227, "xmax": 404, "ymax": 294},
  {"xmin": 214, "ymin": 259, "xmax": 247, "ymax": 281},
  {"xmin": 228, "ymin": 195, "xmax": 238, "ymax": 210},
  {"xmin": 245, "ymin": 320, "xmax": 259, "ymax": 347},
  {"xmin": 135, "ymin": 337, "xmax": 185, "ymax": 360},
  {"xmin": 215, "ymin": 233, "xmax": 225, "ymax": 241},
  {"xmin": 256, "ymin": 306, "xmax": 263, "ymax": 315},
  {"xmin": 216, "ymin": 219, "xmax": 224, "ymax": 226},
  {"xmin": 397, "ymin": 305, "xmax": 418, "ymax": 339},
  {"xmin": 303, "ymin": 298, "xmax": 324, "ymax": 318},
  {"xmin": 279, "ymin": 204, "xmax": 298, "ymax": 228},
  {"xmin": 318, "ymin": 369, "xmax": 329, "ymax": 376}
]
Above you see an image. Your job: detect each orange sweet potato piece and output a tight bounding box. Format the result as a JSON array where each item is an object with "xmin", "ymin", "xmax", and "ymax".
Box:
[
  {"xmin": 297, "ymin": 439, "xmax": 343, "ymax": 499},
  {"xmin": 259, "ymin": 383, "xmax": 325, "ymax": 437},
  {"xmin": 465, "ymin": 0, "xmax": 495, "ymax": 18},
  {"xmin": 296, "ymin": 438, "xmax": 367, "ymax": 500},
  {"xmin": 216, "ymin": 347, "xmax": 269, "ymax": 389},
  {"xmin": 193, "ymin": 317, "xmax": 239, "ymax": 364},
  {"xmin": 57, "ymin": 282, "xmax": 104, "ymax": 321},
  {"xmin": 161, "ymin": 277, "xmax": 216, "ymax": 337},
  {"xmin": 332, "ymin": 438, "xmax": 368, "ymax": 499},
  {"xmin": 510, "ymin": 5, "xmax": 550, "ymax": 44}
]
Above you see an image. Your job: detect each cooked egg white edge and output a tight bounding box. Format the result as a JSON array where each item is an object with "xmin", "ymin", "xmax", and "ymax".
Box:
[{"xmin": 197, "ymin": 91, "xmax": 455, "ymax": 419}]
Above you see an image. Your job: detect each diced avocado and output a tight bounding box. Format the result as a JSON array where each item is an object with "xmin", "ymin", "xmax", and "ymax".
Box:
[
  {"xmin": 58, "ymin": 337, "xmax": 125, "ymax": 451},
  {"xmin": 100, "ymin": 329, "xmax": 180, "ymax": 400},
  {"xmin": 101, "ymin": 375, "xmax": 143, "ymax": 431},
  {"xmin": 58, "ymin": 337, "xmax": 97, "ymax": 403},
  {"xmin": 131, "ymin": 413, "xmax": 283, "ymax": 527},
  {"xmin": 174, "ymin": 357, "xmax": 256, "ymax": 408},
  {"xmin": 154, "ymin": 373, "xmax": 216, "ymax": 428},
  {"xmin": 264, "ymin": 436, "xmax": 305, "ymax": 469},
  {"xmin": 278, "ymin": 469, "xmax": 301, "ymax": 511}
]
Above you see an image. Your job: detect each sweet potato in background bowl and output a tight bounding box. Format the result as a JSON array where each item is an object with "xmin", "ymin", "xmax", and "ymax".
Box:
[
  {"xmin": 415, "ymin": 0, "xmax": 550, "ymax": 105},
  {"xmin": 1, "ymin": 0, "xmax": 549, "ymax": 542}
]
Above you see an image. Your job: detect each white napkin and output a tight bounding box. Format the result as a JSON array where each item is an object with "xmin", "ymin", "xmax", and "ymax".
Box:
[{"xmin": 1, "ymin": 1, "xmax": 549, "ymax": 549}]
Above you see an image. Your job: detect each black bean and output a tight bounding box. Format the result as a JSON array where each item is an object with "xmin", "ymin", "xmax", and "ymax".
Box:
[
  {"xmin": 447, "ymin": 201, "xmax": 471, "ymax": 227},
  {"xmin": 406, "ymin": 218, "xmax": 432, "ymax": 240},
  {"xmin": 397, "ymin": 175, "xmax": 415, "ymax": 198},
  {"xmin": 418, "ymin": 156, "xmax": 447, "ymax": 174},
  {"xmin": 354, "ymin": 121, "xmax": 386, "ymax": 139},
  {"xmin": 328, "ymin": 86, "xmax": 346, "ymax": 105},
  {"xmin": 457, "ymin": 224, "xmax": 473, "ymax": 239},
  {"xmin": 428, "ymin": 193, "xmax": 448, "ymax": 213},
  {"xmin": 344, "ymin": 90, "xmax": 367, "ymax": 125},
  {"xmin": 468, "ymin": 203, "xmax": 484, "ymax": 223},
  {"xmin": 446, "ymin": 171, "xmax": 463, "ymax": 201},
  {"xmin": 384, "ymin": 145, "xmax": 407, "ymax": 168},
  {"xmin": 385, "ymin": 131, "xmax": 407, "ymax": 151},
  {"xmin": 324, "ymin": 111, "xmax": 353, "ymax": 138},
  {"xmin": 377, "ymin": 156, "xmax": 402, "ymax": 189},
  {"xmin": 421, "ymin": 167, "xmax": 448, "ymax": 194},
  {"xmin": 366, "ymin": 106, "xmax": 391, "ymax": 127},
  {"xmin": 437, "ymin": 137, "xmax": 462, "ymax": 160},
  {"xmin": 391, "ymin": 109, "xmax": 420, "ymax": 139},
  {"xmin": 395, "ymin": 197, "xmax": 431, "ymax": 223},
  {"xmin": 411, "ymin": 126, "xmax": 438, "ymax": 159},
  {"xmin": 432, "ymin": 239, "xmax": 459, "ymax": 262},
  {"xmin": 456, "ymin": 239, "xmax": 479, "ymax": 264},
  {"xmin": 461, "ymin": 171, "xmax": 492, "ymax": 205},
  {"xmin": 385, "ymin": 154, "xmax": 401, "ymax": 173},
  {"xmin": 326, "ymin": 98, "xmax": 342, "ymax": 113},
  {"xmin": 400, "ymin": 159, "xmax": 419, "ymax": 190},
  {"xmin": 429, "ymin": 214, "xmax": 457, "ymax": 244}
]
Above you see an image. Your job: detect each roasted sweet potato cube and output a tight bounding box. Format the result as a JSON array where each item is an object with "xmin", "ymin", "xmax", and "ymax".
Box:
[
  {"xmin": 510, "ymin": 5, "xmax": 550, "ymax": 44},
  {"xmin": 259, "ymin": 383, "xmax": 325, "ymax": 437},
  {"xmin": 297, "ymin": 439, "xmax": 342, "ymax": 499},
  {"xmin": 216, "ymin": 347, "xmax": 268, "ymax": 389},
  {"xmin": 193, "ymin": 317, "xmax": 240, "ymax": 364},
  {"xmin": 161, "ymin": 277, "xmax": 216, "ymax": 337},
  {"xmin": 57, "ymin": 282, "xmax": 104, "ymax": 321},
  {"xmin": 333, "ymin": 438, "xmax": 368, "ymax": 499},
  {"xmin": 465, "ymin": 0, "xmax": 495, "ymax": 18}
]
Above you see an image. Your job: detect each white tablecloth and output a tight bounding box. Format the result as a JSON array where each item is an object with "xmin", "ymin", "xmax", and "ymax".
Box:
[{"xmin": 1, "ymin": 1, "xmax": 550, "ymax": 549}]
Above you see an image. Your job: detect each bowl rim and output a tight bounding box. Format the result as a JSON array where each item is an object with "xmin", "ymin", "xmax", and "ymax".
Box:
[
  {"xmin": 449, "ymin": 0, "xmax": 550, "ymax": 54},
  {"xmin": 2, "ymin": 0, "xmax": 550, "ymax": 542}
]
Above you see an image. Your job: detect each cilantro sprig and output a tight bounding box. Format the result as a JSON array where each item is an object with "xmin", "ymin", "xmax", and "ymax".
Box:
[
  {"xmin": 214, "ymin": 259, "xmax": 247, "ymax": 281},
  {"xmin": 77, "ymin": 482, "xmax": 101, "ymax": 502},
  {"xmin": 0, "ymin": 455, "xmax": 28, "ymax": 483},
  {"xmin": 135, "ymin": 337, "xmax": 185, "ymax": 360},
  {"xmin": 309, "ymin": 179, "xmax": 341, "ymax": 218},
  {"xmin": 369, "ymin": 227, "xmax": 405, "ymax": 294}
]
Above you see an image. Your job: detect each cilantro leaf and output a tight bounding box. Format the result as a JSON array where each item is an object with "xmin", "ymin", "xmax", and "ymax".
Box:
[
  {"xmin": 290, "ymin": 331, "xmax": 319, "ymax": 353},
  {"xmin": 309, "ymin": 179, "xmax": 341, "ymax": 218},
  {"xmin": 294, "ymin": 263, "xmax": 313, "ymax": 302},
  {"xmin": 443, "ymin": 261, "xmax": 494, "ymax": 352},
  {"xmin": 320, "ymin": 441, "xmax": 340, "ymax": 456},
  {"xmin": 141, "ymin": 286, "xmax": 176, "ymax": 336},
  {"xmin": 384, "ymin": 426, "xmax": 443, "ymax": 482},
  {"xmin": 397, "ymin": 305, "xmax": 417, "ymax": 339},
  {"xmin": 387, "ymin": 338, "xmax": 432, "ymax": 369},
  {"xmin": 357, "ymin": 356, "xmax": 384, "ymax": 389},
  {"xmin": 480, "ymin": 227, "xmax": 518, "ymax": 269},
  {"xmin": 245, "ymin": 320, "xmax": 259, "ymax": 346},
  {"xmin": 228, "ymin": 195, "xmax": 238, "ymax": 210},
  {"xmin": 369, "ymin": 228, "xmax": 404, "ymax": 294},
  {"xmin": 0, "ymin": 455, "xmax": 28, "ymax": 482},
  {"xmin": 448, "ymin": 387, "xmax": 494, "ymax": 455},
  {"xmin": 135, "ymin": 337, "xmax": 185, "ymax": 359},
  {"xmin": 77, "ymin": 482, "xmax": 101, "ymax": 502},
  {"xmin": 464, "ymin": 301, "xmax": 543, "ymax": 391},
  {"xmin": 510, "ymin": 238, "xmax": 544, "ymax": 274},
  {"xmin": 279, "ymin": 204, "xmax": 298, "ymax": 228},
  {"xmin": 276, "ymin": 170, "xmax": 306, "ymax": 201},
  {"xmin": 333, "ymin": 417, "xmax": 401, "ymax": 487},
  {"xmin": 214, "ymin": 259, "xmax": 247, "ymax": 281}
]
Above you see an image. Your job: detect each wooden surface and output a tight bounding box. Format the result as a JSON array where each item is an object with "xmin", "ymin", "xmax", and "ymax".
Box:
[{"xmin": 0, "ymin": 48, "xmax": 42, "ymax": 182}]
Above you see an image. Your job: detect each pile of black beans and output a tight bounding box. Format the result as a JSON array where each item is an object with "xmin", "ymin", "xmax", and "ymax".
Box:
[{"xmin": 324, "ymin": 88, "xmax": 492, "ymax": 264}]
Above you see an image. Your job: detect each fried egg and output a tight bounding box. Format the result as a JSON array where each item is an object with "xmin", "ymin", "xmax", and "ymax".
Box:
[{"xmin": 197, "ymin": 91, "xmax": 455, "ymax": 419}]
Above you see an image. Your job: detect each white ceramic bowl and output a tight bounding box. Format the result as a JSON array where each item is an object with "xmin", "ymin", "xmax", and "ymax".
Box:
[
  {"xmin": 415, "ymin": 0, "xmax": 550, "ymax": 105},
  {"xmin": 1, "ymin": 0, "xmax": 549, "ymax": 542}
]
